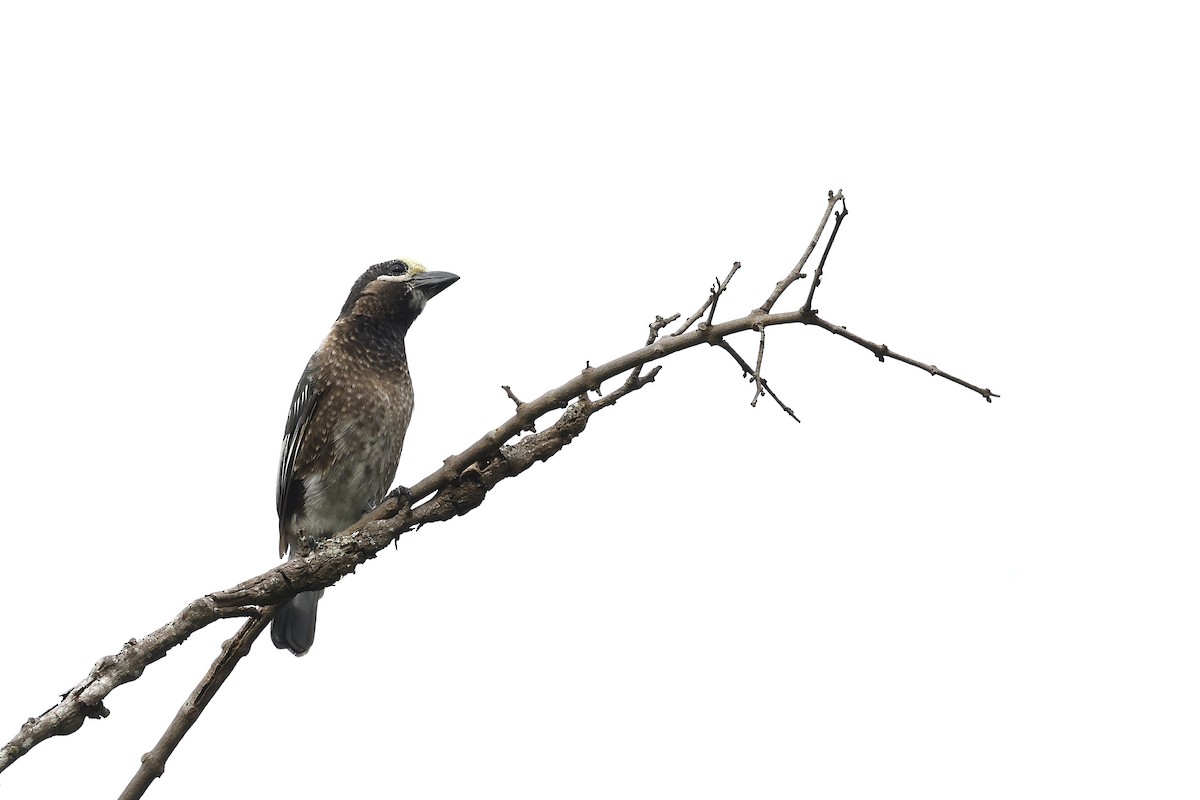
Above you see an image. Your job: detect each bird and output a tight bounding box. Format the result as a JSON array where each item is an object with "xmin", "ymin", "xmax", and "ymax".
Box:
[{"xmin": 271, "ymin": 259, "xmax": 459, "ymax": 656}]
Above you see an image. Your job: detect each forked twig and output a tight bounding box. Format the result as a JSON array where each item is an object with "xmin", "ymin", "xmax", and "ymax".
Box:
[
  {"xmin": 759, "ymin": 190, "xmax": 843, "ymax": 313},
  {"xmin": 673, "ymin": 262, "xmax": 741, "ymax": 336},
  {"xmin": 716, "ymin": 339, "xmax": 800, "ymax": 422},
  {"xmin": 802, "ymin": 201, "xmax": 849, "ymax": 314}
]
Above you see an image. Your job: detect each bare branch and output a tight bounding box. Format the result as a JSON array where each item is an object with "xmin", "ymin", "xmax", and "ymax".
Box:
[
  {"xmin": 802, "ymin": 200, "xmax": 849, "ymax": 314},
  {"xmin": 704, "ymin": 277, "xmax": 723, "ymax": 328},
  {"xmin": 593, "ymin": 365, "xmax": 662, "ymax": 413},
  {"xmin": 759, "ymin": 190, "xmax": 843, "ymax": 313},
  {"xmin": 117, "ymin": 607, "xmax": 279, "ymax": 800},
  {"xmin": 715, "ymin": 340, "xmax": 800, "ymax": 423},
  {"xmin": 0, "ymin": 597, "xmax": 228, "ymax": 772},
  {"xmin": 750, "ymin": 327, "xmax": 767, "ymax": 407},
  {"xmin": 647, "ymin": 314, "xmax": 680, "ymax": 344},
  {"xmin": 672, "ymin": 261, "xmax": 741, "ymax": 336},
  {"xmin": 501, "ymin": 385, "xmax": 523, "ymax": 408},
  {"xmin": 0, "ymin": 190, "xmax": 997, "ymax": 781},
  {"xmin": 803, "ymin": 313, "xmax": 999, "ymax": 402}
]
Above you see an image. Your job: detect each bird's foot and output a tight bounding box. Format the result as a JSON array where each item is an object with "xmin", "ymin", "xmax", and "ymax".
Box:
[
  {"xmin": 296, "ymin": 531, "xmax": 322, "ymax": 556},
  {"xmin": 366, "ymin": 485, "xmax": 413, "ymax": 516},
  {"xmin": 385, "ymin": 485, "xmax": 414, "ymax": 508}
]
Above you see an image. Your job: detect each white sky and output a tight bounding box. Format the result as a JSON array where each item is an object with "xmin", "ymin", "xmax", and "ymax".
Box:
[{"xmin": 1, "ymin": 3, "xmax": 1197, "ymax": 798}]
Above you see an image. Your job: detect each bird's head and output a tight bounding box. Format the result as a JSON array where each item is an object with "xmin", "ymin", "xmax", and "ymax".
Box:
[{"xmin": 338, "ymin": 259, "xmax": 459, "ymax": 323}]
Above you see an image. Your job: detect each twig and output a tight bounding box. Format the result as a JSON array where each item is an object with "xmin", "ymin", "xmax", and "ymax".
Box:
[
  {"xmin": 626, "ymin": 314, "xmax": 680, "ymax": 387},
  {"xmin": 672, "ymin": 262, "xmax": 741, "ymax": 336},
  {"xmin": 716, "ymin": 340, "xmax": 800, "ymax": 423},
  {"xmin": 704, "ymin": 277, "xmax": 723, "ymax": 327},
  {"xmin": 594, "ymin": 366, "xmax": 663, "ymax": 412},
  {"xmin": 117, "ymin": 607, "xmax": 279, "ymax": 800},
  {"xmin": 647, "ymin": 314, "xmax": 680, "ymax": 345},
  {"xmin": 750, "ymin": 327, "xmax": 767, "ymax": 407},
  {"xmin": 759, "ymin": 190, "xmax": 843, "ymax": 313},
  {"xmin": 803, "ymin": 314, "xmax": 999, "ymax": 402},
  {"xmin": 802, "ymin": 201, "xmax": 849, "ymax": 314},
  {"xmin": 501, "ymin": 386, "xmax": 536, "ymax": 433},
  {"xmin": 501, "ymin": 385, "xmax": 523, "ymax": 409}
]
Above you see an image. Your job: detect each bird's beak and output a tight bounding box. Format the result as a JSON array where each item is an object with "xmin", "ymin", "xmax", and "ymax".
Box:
[{"xmin": 410, "ymin": 270, "xmax": 460, "ymax": 298}]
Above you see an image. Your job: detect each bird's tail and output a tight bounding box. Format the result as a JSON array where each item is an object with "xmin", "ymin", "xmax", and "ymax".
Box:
[{"xmin": 271, "ymin": 589, "xmax": 324, "ymax": 656}]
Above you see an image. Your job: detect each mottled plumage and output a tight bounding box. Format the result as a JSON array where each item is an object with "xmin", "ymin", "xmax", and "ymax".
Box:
[{"xmin": 272, "ymin": 260, "xmax": 458, "ymax": 656}]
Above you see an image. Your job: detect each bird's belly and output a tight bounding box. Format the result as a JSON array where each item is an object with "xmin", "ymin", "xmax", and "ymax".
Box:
[{"xmin": 300, "ymin": 385, "xmax": 410, "ymax": 537}]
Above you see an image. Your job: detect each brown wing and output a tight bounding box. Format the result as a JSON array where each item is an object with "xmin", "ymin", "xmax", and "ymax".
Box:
[{"xmin": 276, "ymin": 359, "xmax": 322, "ymax": 558}]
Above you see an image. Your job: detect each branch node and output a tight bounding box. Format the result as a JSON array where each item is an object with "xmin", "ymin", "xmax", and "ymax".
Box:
[
  {"xmin": 580, "ymin": 362, "xmax": 602, "ymax": 394},
  {"xmin": 501, "ymin": 384, "xmax": 523, "ymax": 408},
  {"xmin": 715, "ymin": 339, "xmax": 800, "ymax": 423},
  {"xmin": 761, "ymin": 191, "xmax": 843, "ymax": 313},
  {"xmin": 501, "ymin": 385, "xmax": 537, "ymax": 433},
  {"xmin": 647, "ymin": 313, "xmax": 680, "ymax": 345},
  {"xmin": 800, "ymin": 194, "xmax": 849, "ymax": 314},
  {"xmin": 803, "ymin": 311, "xmax": 997, "ymax": 401},
  {"xmin": 672, "ymin": 261, "xmax": 741, "ymax": 336}
]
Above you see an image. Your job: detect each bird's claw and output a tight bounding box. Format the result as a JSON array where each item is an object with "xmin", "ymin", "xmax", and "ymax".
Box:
[{"xmin": 383, "ymin": 485, "xmax": 413, "ymax": 509}]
